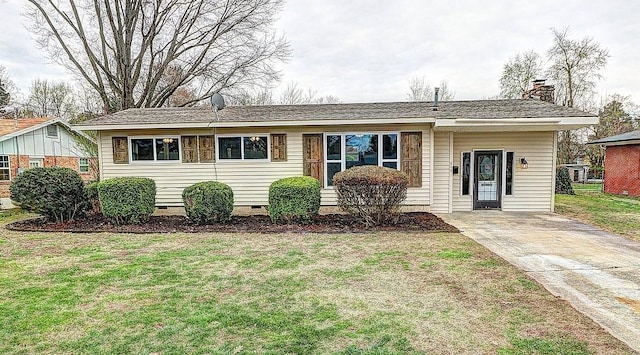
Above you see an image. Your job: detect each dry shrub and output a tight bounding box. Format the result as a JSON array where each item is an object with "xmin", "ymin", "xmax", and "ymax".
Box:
[{"xmin": 333, "ymin": 166, "xmax": 408, "ymax": 226}]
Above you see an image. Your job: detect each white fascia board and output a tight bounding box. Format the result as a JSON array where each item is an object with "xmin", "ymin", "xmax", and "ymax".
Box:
[
  {"xmin": 434, "ymin": 116, "xmax": 597, "ymax": 131},
  {"xmin": 73, "ymin": 117, "xmax": 437, "ymax": 131}
]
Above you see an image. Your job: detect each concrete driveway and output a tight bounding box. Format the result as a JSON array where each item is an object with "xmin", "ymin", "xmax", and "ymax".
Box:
[{"xmin": 439, "ymin": 212, "xmax": 640, "ymax": 352}]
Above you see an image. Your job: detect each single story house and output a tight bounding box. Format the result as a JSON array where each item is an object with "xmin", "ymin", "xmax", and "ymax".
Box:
[
  {"xmin": 561, "ymin": 158, "xmax": 591, "ymax": 183},
  {"xmin": 73, "ymin": 99, "xmax": 596, "ymax": 213},
  {"xmin": 0, "ymin": 117, "xmax": 96, "ymax": 208},
  {"xmin": 588, "ymin": 130, "xmax": 640, "ymax": 197}
]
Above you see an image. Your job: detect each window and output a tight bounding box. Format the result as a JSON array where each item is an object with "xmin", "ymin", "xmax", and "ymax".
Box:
[
  {"xmin": 325, "ymin": 133, "xmax": 399, "ymax": 186},
  {"xmin": 46, "ymin": 124, "xmax": 58, "ymax": 138},
  {"xmin": 506, "ymin": 152, "xmax": 514, "ymax": 195},
  {"xmin": 461, "ymin": 152, "xmax": 471, "ymax": 195},
  {"xmin": 79, "ymin": 158, "xmax": 90, "ymax": 173},
  {"xmin": 0, "ymin": 155, "xmax": 9, "ymax": 181},
  {"xmin": 218, "ymin": 136, "xmax": 268, "ymax": 160},
  {"xmin": 130, "ymin": 137, "xmax": 180, "ymax": 162},
  {"xmin": 29, "ymin": 159, "xmax": 43, "ymax": 168}
]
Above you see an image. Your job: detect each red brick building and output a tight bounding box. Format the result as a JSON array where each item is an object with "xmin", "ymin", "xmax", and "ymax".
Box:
[
  {"xmin": 0, "ymin": 117, "xmax": 97, "ymax": 208},
  {"xmin": 589, "ymin": 130, "xmax": 640, "ymax": 197}
]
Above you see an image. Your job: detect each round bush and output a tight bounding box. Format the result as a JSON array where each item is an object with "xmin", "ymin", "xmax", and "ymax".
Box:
[
  {"xmin": 269, "ymin": 176, "xmax": 321, "ymax": 224},
  {"xmin": 333, "ymin": 166, "xmax": 409, "ymax": 226},
  {"xmin": 98, "ymin": 177, "xmax": 156, "ymax": 224},
  {"xmin": 10, "ymin": 167, "xmax": 88, "ymax": 222},
  {"xmin": 182, "ymin": 181, "xmax": 234, "ymax": 224}
]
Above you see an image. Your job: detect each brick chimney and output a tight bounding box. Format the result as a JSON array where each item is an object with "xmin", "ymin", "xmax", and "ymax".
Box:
[{"xmin": 522, "ymin": 79, "xmax": 555, "ymax": 103}]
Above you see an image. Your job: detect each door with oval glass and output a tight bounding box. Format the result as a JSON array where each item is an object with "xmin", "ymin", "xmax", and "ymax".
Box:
[{"xmin": 474, "ymin": 150, "xmax": 502, "ymax": 209}]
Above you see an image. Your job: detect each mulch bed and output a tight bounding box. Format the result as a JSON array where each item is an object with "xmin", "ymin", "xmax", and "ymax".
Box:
[{"xmin": 7, "ymin": 212, "xmax": 458, "ymax": 234}]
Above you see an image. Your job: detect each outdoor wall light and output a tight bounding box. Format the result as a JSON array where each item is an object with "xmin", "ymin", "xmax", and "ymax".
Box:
[{"xmin": 520, "ymin": 157, "xmax": 529, "ymax": 169}]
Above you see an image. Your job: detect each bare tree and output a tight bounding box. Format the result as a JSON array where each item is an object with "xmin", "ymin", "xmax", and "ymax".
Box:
[
  {"xmin": 547, "ymin": 27, "xmax": 609, "ymax": 109},
  {"xmin": 499, "ymin": 51, "xmax": 543, "ymax": 99},
  {"xmin": 279, "ymin": 82, "xmax": 317, "ymax": 105},
  {"xmin": 25, "ymin": 0, "xmax": 290, "ymax": 113},
  {"xmin": 26, "ymin": 79, "xmax": 77, "ymax": 119},
  {"xmin": 407, "ymin": 76, "xmax": 432, "ymax": 101},
  {"xmin": 407, "ymin": 76, "xmax": 455, "ymax": 101},
  {"xmin": 437, "ymin": 80, "xmax": 456, "ymax": 101},
  {"xmin": 546, "ymin": 27, "xmax": 609, "ymax": 164}
]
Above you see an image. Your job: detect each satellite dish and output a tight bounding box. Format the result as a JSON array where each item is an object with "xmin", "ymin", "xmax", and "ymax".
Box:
[{"xmin": 210, "ymin": 93, "xmax": 225, "ymax": 111}]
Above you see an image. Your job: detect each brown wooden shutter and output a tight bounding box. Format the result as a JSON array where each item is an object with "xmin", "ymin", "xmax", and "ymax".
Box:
[
  {"xmin": 181, "ymin": 136, "xmax": 198, "ymax": 163},
  {"xmin": 112, "ymin": 137, "xmax": 129, "ymax": 164},
  {"xmin": 303, "ymin": 134, "xmax": 324, "ymax": 187},
  {"xmin": 401, "ymin": 132, "xmax": 422, "ymax": 187},
  {"xmin": 198, "ymin": 135, "xmax": 215, "ymax": 163},
  {"xmin": 270, "ymin": 134, "xmax": 287, "ymax": 161}
]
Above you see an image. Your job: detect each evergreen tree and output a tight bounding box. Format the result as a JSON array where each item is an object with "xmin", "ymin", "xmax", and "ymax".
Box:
[{"xmin": 0, "ymin": 79, "xmax": 10, "ymax": 107}]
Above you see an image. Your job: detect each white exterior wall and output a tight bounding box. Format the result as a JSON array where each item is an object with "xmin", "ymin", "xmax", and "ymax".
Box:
[
  {"xmin": 451, "ymin": 131, "xmax": 555, "ymax": 212},
  {"xmin": 0, "ymin": 124, "xmax": 87, "ymax": 158},
  {"xmin": 99, "ymin": 124, "xmax": 432, "ymax": 207},
  {"xmin": 431, "ymin": 132, "xmax": 452, "ymax": 213}
]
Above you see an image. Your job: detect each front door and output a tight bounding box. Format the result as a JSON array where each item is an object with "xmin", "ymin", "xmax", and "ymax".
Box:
[{"xmin": 474, "ymin": 151, "xmax": 502, "ymax": 209}]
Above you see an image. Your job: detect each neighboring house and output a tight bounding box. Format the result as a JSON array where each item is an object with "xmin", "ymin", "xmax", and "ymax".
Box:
[
  {"xmin": 562, "ymin": 158, "xmax": 591, "ymax": 183},
  {"xmin": 0, "ymin": 117, "xmax": 96, "ymax": 208},
  {"xmin": 588, "ymin": 130, "xmax": 640, "ymax": 197},
  {"xmin": 73, "ymin": 99, "xmax": 596, "ymax": 213}
]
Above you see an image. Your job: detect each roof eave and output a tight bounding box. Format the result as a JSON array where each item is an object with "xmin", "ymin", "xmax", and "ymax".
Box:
[{"xmin": 72, "ymin": 117, "xmax": 438, "ymax": 131}]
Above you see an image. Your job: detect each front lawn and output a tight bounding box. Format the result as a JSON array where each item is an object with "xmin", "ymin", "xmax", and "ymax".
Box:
[
  {"xmin": 555, "ymin": 185, "xmax": 640, "ymax": 241},
  {"xmin": 0, "ymin": 217, "xmax": 630, "ymax": 353}
]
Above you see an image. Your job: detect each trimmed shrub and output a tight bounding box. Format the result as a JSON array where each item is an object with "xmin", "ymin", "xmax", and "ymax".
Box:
[
  {"xmin": 98, "ymin": 177, "xmax": 156, "ymax": 224},
  {"xmin": 85, "ymin": 181, "xmax": 101, "ymax": 214},
  {"xmin": 333, "ymin": 166, "xmax": 409, "ymax": 226},
  {"xmin": 182, "ymin": 181, "xmax": 234, "ymax": 224},
  {"xmin": 555, "ymin": 166, "xmax": 575, "ymax": 195},
  {"xmin": 268, "ymin": 176, "xmax": 321, "ymax": 223},
  {"xmin": 10, "ymin": 167, "xmax": 87, "ymax": 222}
]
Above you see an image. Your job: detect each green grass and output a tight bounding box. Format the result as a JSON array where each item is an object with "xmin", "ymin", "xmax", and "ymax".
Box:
[
  {"xmin": 556, "ymin": 185, "xmax": 640, "ymax": 241},
  {"xmin": 0, "ymin": 218, "xmax": 631, "ymax": 353}
]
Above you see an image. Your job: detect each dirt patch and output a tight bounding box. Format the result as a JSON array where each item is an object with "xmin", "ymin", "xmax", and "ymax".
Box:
[{"xmin": 6, "ymin": 212, "xmax": 458, "ymax": 234}]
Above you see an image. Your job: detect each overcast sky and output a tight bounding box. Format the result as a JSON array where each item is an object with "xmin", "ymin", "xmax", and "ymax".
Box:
[{"xmin": 1, "ymin": 0, "xmax": 638, "ymax": 105}]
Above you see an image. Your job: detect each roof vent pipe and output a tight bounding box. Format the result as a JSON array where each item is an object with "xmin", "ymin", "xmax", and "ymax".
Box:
[{"xmin": 433, "ymin": 87, "xmax": 439, "ymax": 111}]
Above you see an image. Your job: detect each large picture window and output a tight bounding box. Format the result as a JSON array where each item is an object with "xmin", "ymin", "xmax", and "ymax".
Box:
[
  {"xmin": 218, "ymin": 136, "xmax": 268, "ymax": 160},
  {"xmin": 130, "ymin": 137, "xmax": 180, "ymax": 162},
  {"xmin": 325, "ymin": 133, "xmax": 399, "ymax": 186}
]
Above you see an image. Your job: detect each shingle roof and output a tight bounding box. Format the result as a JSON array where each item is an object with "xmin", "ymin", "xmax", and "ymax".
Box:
[
  {"xmin": 75, "ymin": 99, "xmax": 594, "ymax": 127},
  {"xmin": 588, "ymin": 130, "xmax": 640, "ymax": 145},
  {"xmin": 0, "ymin": 117, "xmax": 51, "ymax": 137}
]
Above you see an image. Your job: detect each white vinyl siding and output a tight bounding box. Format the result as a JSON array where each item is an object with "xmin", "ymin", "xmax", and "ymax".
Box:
[
  {"xmin": 99, "ymin": 124, "xmax": 432, "ymax": 207},
  {"xmin": 431, "ymin": 132, "xmax": 452, "ymax": 213},
  {"xmin": 451, "ymin": 131, "xmax": 555, "ymax": 212}
]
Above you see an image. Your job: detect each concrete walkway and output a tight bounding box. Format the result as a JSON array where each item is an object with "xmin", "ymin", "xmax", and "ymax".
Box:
[{"xmin": 439, "ymin": 212, "xmax": 640, "ymax": 352}]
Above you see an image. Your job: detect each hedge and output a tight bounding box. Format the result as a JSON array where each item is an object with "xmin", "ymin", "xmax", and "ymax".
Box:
[
  {"xmin": 98, "ymin": 177, "xmax": 156, "ymax": 224},
  {"xmin": 268, "ymin": 176, "xmax": 321, "ymax": 223},
  {"xmin": 182, "ymin": 181, "xmax": 234, "ymax": 224}
]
